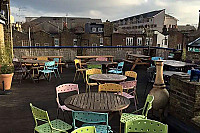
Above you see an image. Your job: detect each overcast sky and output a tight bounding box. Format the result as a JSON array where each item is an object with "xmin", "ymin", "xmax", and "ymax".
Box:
[{"xmin": 11, "ymin": 0, "xmax": 200, "ymax": 27}]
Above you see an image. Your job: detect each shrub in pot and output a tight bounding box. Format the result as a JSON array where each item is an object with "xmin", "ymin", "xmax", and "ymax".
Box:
[{"xmin": 0, "ymin": 64, "xmax": 14, "ymax": 90}]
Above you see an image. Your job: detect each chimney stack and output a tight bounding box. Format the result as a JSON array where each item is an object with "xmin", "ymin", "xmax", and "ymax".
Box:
[{"xmin": 198, "ymin": 10, "xmax": 200, "ymax": 30}]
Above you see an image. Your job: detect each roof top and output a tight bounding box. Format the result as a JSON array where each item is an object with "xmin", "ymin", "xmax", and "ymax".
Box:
[
  {"xmin": 165, "ymin": 14, "xmax": 179, "ymax": 21},
  {"xmin": 112, "ymin": 9, "xmax": 165, "ymax": 22},
  {"xmin": 188, "ymin": 37, "xmax": 200, "ymax": 47},
  {"xmin": 178, "ymin": 25, "xmax": 196, "ymax": 32}
]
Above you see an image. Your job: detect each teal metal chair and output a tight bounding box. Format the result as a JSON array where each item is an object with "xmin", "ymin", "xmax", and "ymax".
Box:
[
  {"xmin": 39, "ymin": 61, "xmax": 56, "ymax": 81},
  {"xmin": 48, "ymin": 58, "xmax": 61, "ymax": 79},
  {"xmin": 72, "ymin": 126, "xmax": 96, "ymax": 133},
  {"xmin": 108, "ymin": 62, "xmax": 124, "ymax": 74},
  {"xmin": 30, "ymin": 103, "xmax": 72, "ymax": 133},
  {"xmin": 72, "ymin": 111, "xmax": 113, "ymax": 133},
  {"xmin": 120, "ymin": 94, "xmax": 154, "ymax": 132},
  {"xmin": 124, "ymin": 119, "xmax": 168, "ymax": 133}
]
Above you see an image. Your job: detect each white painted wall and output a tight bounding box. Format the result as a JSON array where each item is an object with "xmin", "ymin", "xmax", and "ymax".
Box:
[{"xmin": 154, "ymin": 31, "xmax": 168, "ymax": 48}]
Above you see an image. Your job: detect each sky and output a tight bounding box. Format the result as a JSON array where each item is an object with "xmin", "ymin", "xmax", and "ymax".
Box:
[{"xmin": 11, "ymin": 0, "xmax": 200, "ymax": 27}]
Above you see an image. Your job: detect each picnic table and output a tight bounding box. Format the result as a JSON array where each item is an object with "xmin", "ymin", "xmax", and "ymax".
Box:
[
  {"xmin": 64, "ymin": 92, "xmax": 130, "ymax": 112},
  {"xmin": 123, "ymin": 54, "xmax": 151, "ymax": 70},
  {"xmin": 76, "ymin": 55, "xmax": 114, "ymax": 63},
  {"xmin": 89, "ymin": 74, "xmax": 127, "ymax": 83}
]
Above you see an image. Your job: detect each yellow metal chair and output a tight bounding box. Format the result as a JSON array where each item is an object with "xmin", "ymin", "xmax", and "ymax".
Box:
[
  {"xmin": 86, "ymin": 69, "xmax": 102, "ymax": 92},
  {"xmin": 73, "ymin": 59, "xmax": 87, "ymax": 82},
  {"xmin": 98, "ymin": 83, "xmax": 123, "ymax": 95}
]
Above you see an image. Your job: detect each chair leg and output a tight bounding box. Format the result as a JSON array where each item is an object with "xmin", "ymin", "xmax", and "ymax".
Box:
[
  {"xmin": 54, "ymin": 70, "xmax": 57, "ymax": 78},
  {"xmin": 119, "ymin": 122, "xmax": 122, "ymax": 133},
  {"xmin": 57, "ymin": 69, "xmax": 61, "ymax": 79},
  {"xmin": 89, "ymin": 85, "xmax": 91, "ymax": 92},
  {"xmin": 62, "ymin": 111, "xmax": 65, "ymax": 122},
  {"xmin": 86, "ymin": 84, "xmax": 88, "ymax": 93},
  {"xmin": 134, "ymin": 97, "xmax": 137, "ymax": 111},
  {"xmin": 73, "ymin": 71, "xmax": 77, "ymax": 82},
  {"xmin": 57, "ymin": 108, "xmax": 60, "ymax": 119}
]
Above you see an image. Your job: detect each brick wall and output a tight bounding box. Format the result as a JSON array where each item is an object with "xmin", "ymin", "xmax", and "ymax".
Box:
[
  {"xmin": 186, "ymin": 51, "xmax": 200, "ymax": 64},
  {"xmin": 170, "ymin": 74, "xmax": 200, "ymax": 125}
]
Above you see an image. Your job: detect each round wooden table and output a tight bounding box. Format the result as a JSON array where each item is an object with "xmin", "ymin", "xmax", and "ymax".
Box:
[
  {"xmin": 89, "ymin": 74, "xmax": 127, "ymax": 83},
  {"xmin": 64, "ymin": 92, "xmax": 130, "ymax": 112}
]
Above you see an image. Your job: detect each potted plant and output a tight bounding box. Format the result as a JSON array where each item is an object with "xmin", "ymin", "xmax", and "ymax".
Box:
[{"xmin": 0, "ymin": 64, "xmax": 14, "ymax": 90}]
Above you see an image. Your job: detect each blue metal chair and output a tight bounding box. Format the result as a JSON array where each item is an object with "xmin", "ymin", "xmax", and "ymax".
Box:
[
  {"xmin": 72, "ymin": 111, "xmax": 113, "ymax": 133},
  {"xmin": 190, "ymin": 69, "xmax": 200, "ymax": 82},
  {"xmin": 108, "ymin": 62, "xmax": 124, "ymax": 74},
  {"xmin": 151, "ymin": 57, "xmax": 163, "ymax": 61},
  {"xmin": 39, "ymin": 61, "xmax": 56, "ymax": 81},
  {"xmin": 48, "ymin": 58, "xmax": 61, "ymax": 79}
]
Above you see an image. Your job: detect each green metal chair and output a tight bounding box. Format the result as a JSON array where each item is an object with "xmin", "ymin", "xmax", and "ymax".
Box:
[
  {"xmin": 120, "ymin": 94, "xmax": 154, "ymax": 132},
  {"xmin": 30, "ymin": 103, "xmax": 72, "ymax": 133},
  {"xmin": 124, "ymin": 119, "xmax": 168, "ymax": 133},
  {"xmin": 87, "ymin": 64, "xmax": 102, "ymax": 69},
  {"xmin": 72, "ymin": 111, "xmax": 113, "ymax": 133},
  {"xmin": 71, "ymin": 126, "xmax": 96, "ymax": 133}
]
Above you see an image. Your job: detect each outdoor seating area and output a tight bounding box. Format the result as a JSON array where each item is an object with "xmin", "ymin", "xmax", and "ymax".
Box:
[{"xmin": 1, "ymin": 54, "xmax": 200, "ymax": 133}]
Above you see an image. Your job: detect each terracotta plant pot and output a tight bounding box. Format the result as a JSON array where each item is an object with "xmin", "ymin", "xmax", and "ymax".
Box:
[{"xmin": 0, "ymin": 73, "xmax": 14, "ymax": 90}]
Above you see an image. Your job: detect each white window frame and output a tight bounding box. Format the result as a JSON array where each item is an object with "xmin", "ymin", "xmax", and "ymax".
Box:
[
  {"xmin": 35, "ymin": 43, "xmax": 40, "ymax": 46},
  {"xmin": 98, "ymin": 28, "xmax": 103, "ymax": 32},
  {"xmin": 73, "ymin": 39, "xmax": 77, "ymax": 46},
  {"xmin": 145, "ymin": 37, "xmax": 149, "ymax": 45},
  {"xmin": 117, "ymin": 45, "xmax": 122, "ymax": 51},
  {"xmin": 92, "ymin": 27, "xmax": 96, "ymax": 32},
  {"xmin": 149, "ymin": 38, "xmax": 153, "ymax": 45},
  {"xmin": 100, "ymin": 38, "xmax": 103, "ymax": 44},
  {"xmin": 177, "ymin": 44, "xmax": 182, "ymax": 50},
  {"xmin": 137, "ymin": 37, "xmax": 142, "ymax": 45},
  {"xmin": 126, "ymin": 37, "xmax": 133, "ymax": 46},
  {"xmin": 54, "ymin": 38, "xmax": 59, "ymax": 46},
  {"xmin": 92, "ymin": 43, "xmax": 98, "ymax": 52}
]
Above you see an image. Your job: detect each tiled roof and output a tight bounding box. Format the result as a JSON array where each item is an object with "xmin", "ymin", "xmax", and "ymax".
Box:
[
  {"xmin": 188, "ymin": 37, "xmax": 200, "ymax": 47},
  {"xmin": 178, "ymin": 25, "xmax": 196, "ymax": 32},
  {"xmin": 112, "ymin": 9, "xmax": 164, "ymax": 22}
]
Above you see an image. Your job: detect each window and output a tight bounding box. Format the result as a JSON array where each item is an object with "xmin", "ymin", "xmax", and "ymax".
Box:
[
  {"xmin": 92, "ymin": 43, "xmax": 97, "ymax": 52},
  {"xmin": 73, "ymin": 39, "xmax": 77, "ymax": 46},
  {"xmin": 98, "ymin": 28, "xmax": 103, "ymax": 32},
  {"xmin": 54, "ymin": 38, "xmax": 59, "ymax": 46},
  {"xmin": 137, "ymin": 37, "xmax": 142, "ymax": 45},
  {"xmin": 149, "ymin": 38, "xmax": 153, "ymax": 45},
  {"xmin": 35, "ymin": 43, "xmax": 40, "ymax": 46},
  {"xmin": 126, "ymin": 37, "xmax": 133, "ymax": 46},
  {"xmin": 145, "ymin": 37, "xmax": 149, "ymax": 45},
  {"xmin": 100, "ymin": 38, "xmax": 103, "ymax": 44},
  {"xmin": 92, "ymin": 27, "xmax": 96, "ymax": 32},
  {"xmin": 177, "ymin": 44, "xmax": 182, "ymax": 50},
  {"xmin": 117, "ymin": 45, "xmax": 122, "ymax": 51}
]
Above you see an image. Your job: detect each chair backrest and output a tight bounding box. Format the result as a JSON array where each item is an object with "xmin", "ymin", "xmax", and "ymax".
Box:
[
  {"xmin": 151, "ymin": 57, "xmax": 163, "ymax": 61},
  {"xmin": 96, "ymin": 57, "xmax": 108, "ymax": 61},
  {"xmin": 74, "ymin": 59, "xmax": 82, "ymax": 69},
  {"xmin": 87, "ymin": 64, "xmax": 102, "ymax": 69},
  {"xmin": 120, "ymin": 80, "xmax": 137, "ymax": 90},
  {"xmin": 142, "ymin": 94, "xmax": 154, "ymax": 117},
  {"xmin": 116, "ymin": 62, "xmax": 124, "ymax": 71},
  {"xmin": 125, "ymin": 119, "xmax": 168, "ymax": 133},
  {"xmin": 72, "ymin": 111, "xmax": 108, "ymax": 129},
  {"xmin": 45, "ymin": 61, "xmax": 55, "ymax": 67},
  {"xmin": 56, "ymin": 83, "xmax": 79, "ymax": 98},
  {"xmin": 37, "ymin": 56, "xmax": 48, "ymax": 61},
  {"xmin": 86, "ymin": 69, "xmax": 102, "ymax": 83},
  {"xmin": 125, "ymin": 71, "xmax": 137, "ymax": 80},
  {"xmin": 98, "ymin": 83, "xmax": 123, "ymax": 95},
  {"xmin": 30, "ymin": 103, "xmax": 51, "ymax": 128},
  {"xmin": 71, "ymin": 126, "xmax": 96, "ymax": 133},
  {"xmin": 53, "ymin": 58, "xmax": 60, "ymax": 67}
]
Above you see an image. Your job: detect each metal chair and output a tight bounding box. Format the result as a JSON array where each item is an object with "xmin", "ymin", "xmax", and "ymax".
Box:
[
  {"xmin": 124, "ymin": 119, "xmax": 168, "ymax": 133},
  {"xmin": 144, "ymin": 66, "xmax": 156, "ymax": 96},
  {"xmin": 87, "ymin": 64, "xmax": 102, "ymax": 69},
  {"xmin": 72, "ymin": 126, "xmax": 96, "ymax": 133},
  {"xmin": 98, "ymin": 83, "xmax": 123, "ymax": 95},
  {"xmin": 120, "ymin": 71, "xmax": 138, "ymax": 111},
  {"xmin": 48, "ymin": 58, "xmax": 61, "ymax": 79},
  {"xmin": 30, "ymin": 103, "xmax": 72, "ymax": 133},
  {"xmin": 108, "ymin": 62, "xmax": 124, "ymax": 74},
  {"xmin": 73, "ymin": 59, "xmax": 87, "ymax": 82},
  {"xmin": 72, "ymin": 111, "xmax": 113, "ymax": 133},
  {"xmin": 120, "ymin": 94, "xmax": 154, "ymax": 133},
  {"xmin": 86, "ymin": 69, "xmax": 102, "ymax": 92},
  {"xmin": 96, "ymin": 57, "xmax": 108, "ymax": 61},
  {"xmin": 39, "ymin": 61, "xmax": 56, "ymax": 81},
  {"xmin": 56, "ymin": 84, "xmax": 79, "ymax": 120}
]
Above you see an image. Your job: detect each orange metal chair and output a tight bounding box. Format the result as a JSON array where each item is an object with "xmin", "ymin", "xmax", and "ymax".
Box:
[{"xmin": 86, "ymin": 69, "xmax": 102, "ymax": 92}]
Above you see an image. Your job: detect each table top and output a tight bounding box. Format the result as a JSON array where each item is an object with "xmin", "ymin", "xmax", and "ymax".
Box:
[
  {"xmin": 163, "ymin": 60, "xmax": 197, "ymax": 67},
  {"xmin": 64, "ymin": 92, "xmax": 130, "ymax": 112},
  {"xmin": 20, "ymin": 60, "xmax": 47, "ymax": 64},
  {"xmin": 163, "ymin": 71, "xmax": 189, "ymax": 77},
  {"xmin": 89, "ymin": 74, "xmax": 127, "ymax": 82},
  {"xmin": 22, "ymin": 56, "xmax": 63, "ymax": 59},
  {"xmin": 76, "ymin": 55, "xmax": 114, "ymax": 59},
  {"xmin": 86, "ymin": 61, "xmax": 113, "ymax": 65},
  {"xmin": 127, "ymin": 54, "xmax": 150, "ymax": 58}
]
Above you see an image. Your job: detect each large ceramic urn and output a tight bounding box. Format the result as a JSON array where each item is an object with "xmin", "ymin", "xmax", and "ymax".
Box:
[{"xmin": 149, "ymin": 60, "xmax": 169, "ymax": 110}]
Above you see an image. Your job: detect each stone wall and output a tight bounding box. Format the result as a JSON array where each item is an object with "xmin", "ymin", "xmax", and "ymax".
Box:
[
  {"xmin": 13, "ymin": 47, "xmax": 171, "ymax": 62},
  {"xmin": 170, "ymin": 74, "xmax": 200, "ymax": 125}
]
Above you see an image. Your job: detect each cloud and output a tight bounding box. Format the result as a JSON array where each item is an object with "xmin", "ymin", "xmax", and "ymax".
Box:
[{"xmin": 10, "ymin": 0, "xmax": 200, "ymax": 25}]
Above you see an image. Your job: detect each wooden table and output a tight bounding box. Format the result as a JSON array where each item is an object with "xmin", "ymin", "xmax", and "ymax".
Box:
[
  {"xmin": 76, "ymin": 55, "xmax": 114, "ymax": 62},
  {"xmin": 123, "ymin": 54, "xmax": 151, "ymax": 70},
  {"xmin": 89, "ymin": 74, "xmax": 127, "ymax": 83},
  {"xmin": 163, "ymin": 60, "xmax": 197, "ymax": 72},
  {"xmin": 64, "ymin": 92, "xmax": 130, "ymax": 112}
]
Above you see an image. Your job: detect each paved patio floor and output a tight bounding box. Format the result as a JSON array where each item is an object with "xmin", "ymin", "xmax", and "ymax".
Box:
[{"xmin": 0, "ymin": 63, "xmax": 182, "ymax": 133}]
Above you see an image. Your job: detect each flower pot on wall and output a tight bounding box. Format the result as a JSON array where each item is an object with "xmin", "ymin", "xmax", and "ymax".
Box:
[{"xmin": 0, "ymin": 73, "xmax": 14, "ymax": 90}]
